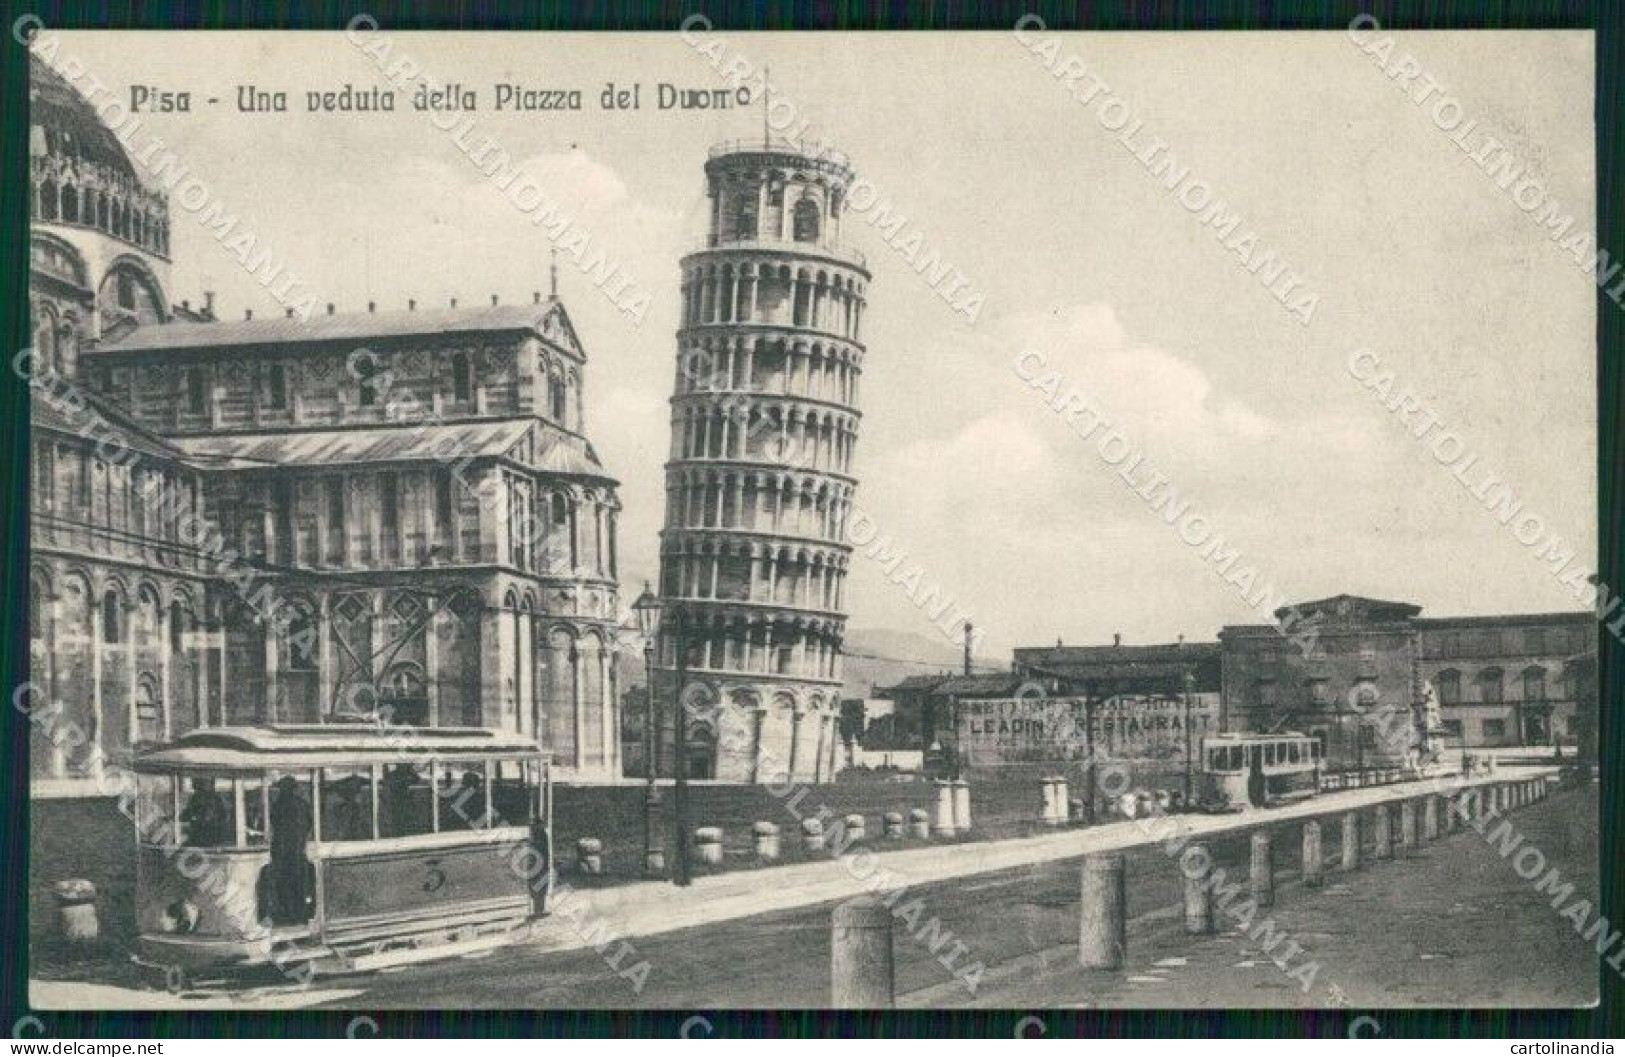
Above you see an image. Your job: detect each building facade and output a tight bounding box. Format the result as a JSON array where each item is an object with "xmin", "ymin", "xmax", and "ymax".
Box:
[
  {"xmin": 652, "ymin": 141, "xmax": 871, "ymax": 782},
  {"xmin": 1413, "ymin": 612, "xmax": 1594, "ymax": 749},
  {"xmin": 27, "ymin": 57, "xmax": 624, "ymax": 793},
  {"xmin": 990, "ymin": 595, "xmax": 1596, "ymax": 775},
  {"xmin": 1219, "ymin": 595, "xmax": 1594, "ymax": 766}
]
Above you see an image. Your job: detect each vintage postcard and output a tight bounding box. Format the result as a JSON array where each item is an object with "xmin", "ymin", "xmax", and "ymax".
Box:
[{"xmin": 18, "ymin": 23, "xmax": 1608, "ymax": 1022}]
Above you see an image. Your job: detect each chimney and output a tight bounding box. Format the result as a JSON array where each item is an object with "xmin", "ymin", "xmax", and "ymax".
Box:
[
  {"xmin": 1177, "ymin": 634, "xmax": 1185, "ymax": 646},
  {"xmin": 203, "ymin": 290, "xmax": 215, "ymax": 315},
  {"xmin": 451, "ymin": 297, "xmax": 458, "ymax": 309},
  {"xmin": 963, "ymin": 622, "xmax": 974, "ymax": 677},
  {"xmin": 368, "ymin": 301, "xmax": 376, "ymax": 313},
  {"xmin": 244, "ymin": 309, "xmax": 252, "ymax": 320},
  {"xmin": 326, "ymin": 303, "xmax": 335, "ymax": 315},
  {"xmin": 533, "ymin": 290, "xmax": 542, "ymax": 305},
  {"xmin": 181, "ymin": 299, "xmax": 190, "ymax": 312},
  {"xmin": 408, "ymin": 298, "xmax": 416, "ymax": 311},
  {"xmin": 284, "ymin": 308, "xmax": 293, "ymax": 318},
  {"xmin": 491, "ymin": 294, "xmax": 499, "ymax": 306},
  {"xmin": 1113, "ymin": 632, "xmax": 1122, "ymax": 647},
  {"xmin": 1055, "ymin": 637, "xmax": 1062, "ymax": 649}
]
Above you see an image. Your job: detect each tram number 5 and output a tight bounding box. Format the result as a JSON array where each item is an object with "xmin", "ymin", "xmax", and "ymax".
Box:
[{"xmin": 422, "ymin": 858, "xmax": 447, "ymax": 894}]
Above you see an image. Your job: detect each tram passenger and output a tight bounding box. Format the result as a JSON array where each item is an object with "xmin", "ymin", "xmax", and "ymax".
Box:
[
  {"xmin": 180, "ymin": 778, "xmax": 231, "ymax": 847},
  {"xmin": 327, "ymin": 773, "xmax": 371, "ymax": 841},
  {"xmin": 380, "ymin": 763, "xmax": 419, "ymax": 837},
  {"xmin": 268, "ymin": 776, "xmax": 313, "ymax": 925},
  {"xmin": 443, "ymin": 768, "xmax": 486, "ymax": 830}
]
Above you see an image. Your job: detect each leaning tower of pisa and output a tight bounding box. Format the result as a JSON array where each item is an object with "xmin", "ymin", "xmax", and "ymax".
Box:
[{"xmin": 654, "ymin": 140, "xmax": 871, "ymax": 784}]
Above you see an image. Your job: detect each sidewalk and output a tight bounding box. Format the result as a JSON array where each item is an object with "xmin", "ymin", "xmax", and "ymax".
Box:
[{"xmin": 948, "ymin": 783, "xmax": 1597, "ymax": 1008}]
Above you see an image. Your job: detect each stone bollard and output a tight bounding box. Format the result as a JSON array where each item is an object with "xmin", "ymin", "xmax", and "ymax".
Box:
[
  {"xmin": 932, "ymin": 781, "xmax": 956, "ymax": 837},
  {"xmin": 802, "ymin": 817, "xmax": 826, "ymax": 852},
  {"xmin": 1117, "ymin": 792, "xmax": 1139, "ymax": 819},
  {"xmin": 1398, "ymin": 800, "xmax": 1417, "ymax": 855},
  {"xmin": 843, "ymin": 814, "xmax": 867, "ymax": 843},
  {"xmin": 753, "ymin": 821, "xmax": 781, "ymax": 861},
  {"xmin": 1056, "ymin": 779, "xmax": 1071, "ymax": 822},
  {"xmin": 1182, "ymin": 843, "xmax": 1213, "ymax": 935},
  {"xmin": 575, "ymin": 837, "xmax": 604, "ymax": 875},
  {"xmin": 1423, "ymin": 796, "xmax": 1440, "ymax": 841},
  {"xmin": 1372, "ymin": 805, "xmax": 1393, "ymax": 860},
  {"xmin": 884, "ymin": 812, "xmax": 904, "ymax": 840},
  {"xmin": 1301, "ymin": 820, "xmax": 1324, "ymax": 888},
  {"xmin": 1155, "ymin": 790, "xmax": 1173, "ymax": 814},
  {"xmin": 53, "ymin": 879, "xmax": 98, "ymax": 945},
  {"xmin": 908, "ymin": 808, "xmax": 930, "ymax": 840},
  {"xmin": 1341, "ymin": 811, "xmax": 1362, "ymax": 871},
  {"xmin": 694, "ymin": 826, "xmax": 724, "ymax": 866},
  {"xmin": 1079, "ymin": 854, "xmax": 1127, "ymax": 969},
  {"xmin": 830, "ymin": 896, "xmax": 895, "ymax": 1008},
  {"xmin": 1040, "ymin": 777, "xmax": 1059, "ymax": 826},
  {"xmin": 1250, "ymin": 831, "xmax": 1275, "ymax": 908},
  {"xmin": 952, "ymin": 779, "xmax": 972, "ymax": 832}
]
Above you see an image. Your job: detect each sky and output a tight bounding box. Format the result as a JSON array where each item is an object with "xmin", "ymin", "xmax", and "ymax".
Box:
[{"xmin": 54, "ymin": 30, "xmax": 1597, "ymax": 659}]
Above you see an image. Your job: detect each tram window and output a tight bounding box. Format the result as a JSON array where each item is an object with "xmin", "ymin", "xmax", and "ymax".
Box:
[
  {"xmin": 1288, "ymin": 743, "xmax": 1299, "ymax": 764},
  {"xmin": 135, "ymin": 774, "xmax": 177, "ymax": 846},
  {"xmin": 321, "ymin": 768, "xmax": 376, "ymax": 842},
  {"xmin": 241, "ymin": 777, "xmax": 268, "ymax": 847},
  {"xmin": 492, "ymin": 759, "xmax": 532, "ymax": 826},
  {"xmin": 378, "ymin": 762, "xmax": 435, "ymax": 838},
  {"xmin": 438, "ymin": 761, "xmax": 489, "ymax": 831},
  {"xmin": 180, "ymin": 776, "xmax": 237, "ymax": 848}
]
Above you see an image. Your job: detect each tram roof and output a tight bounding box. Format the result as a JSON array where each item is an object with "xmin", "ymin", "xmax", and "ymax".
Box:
[{"xmin": 133, "ymin": 725, "xmax": 546, "ymax": 773}]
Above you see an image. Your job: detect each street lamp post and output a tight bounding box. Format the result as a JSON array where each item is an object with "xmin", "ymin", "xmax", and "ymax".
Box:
[
  {"xmin": 631, "ymin": 584, "xmax": 664, "ymax": 878},
  {"xmin": 671, "ymin": 606, "xmax": 692, "ymax": 887},
  {"xmin": 1182, "ymin": 671, "xmax": 1195, "ymax": 807}
]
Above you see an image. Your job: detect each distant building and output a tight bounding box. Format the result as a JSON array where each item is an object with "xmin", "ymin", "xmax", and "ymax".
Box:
[
  {"xmin": 1012, "ymin": 637, "xmax": 1221, "ymax": 697},
  {"xmin": 993, "ymin": 594, "xmax": 1597, "ymax": 775},
  {"xmin": 1414, "ymin": 611, "xmax": 1594, "ymax": 749},
  {"xmin": 1221, "ymin": 595, "xmax": 1594, "ymax": 766},
  {"xmin": 873, "ymin": 672, "xmax": 1030, "ymax": 770}
]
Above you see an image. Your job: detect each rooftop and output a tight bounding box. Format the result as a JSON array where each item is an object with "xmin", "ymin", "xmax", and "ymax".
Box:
[
  {"xmin": 93, "ymin": 299, "xmax": 568, "ymax": 355},
  {"xmin": 173, "ymin": 417, "xmax": 611, "ymax": 478}
]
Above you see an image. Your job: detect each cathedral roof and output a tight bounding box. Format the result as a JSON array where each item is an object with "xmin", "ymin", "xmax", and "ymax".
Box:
[
  {"xmin": 172, "ymin": 417, "xmax": 612, "ymax": 479},
  {"xmin": 95, "ymin": 301, "xmax": 577, "ymax": 356},
  {"xmin": 30, "ymin": 54, "xmax": 139, "ymax": 181},
  {"xmin": 31, "ymin": 376, "xmax": 192, "ymax": 463}
]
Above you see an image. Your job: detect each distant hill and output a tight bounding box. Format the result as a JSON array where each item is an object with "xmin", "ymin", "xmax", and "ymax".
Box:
[{"xmin": 841, "ymin": 627, "xmax": 1004, "ymax": 699}]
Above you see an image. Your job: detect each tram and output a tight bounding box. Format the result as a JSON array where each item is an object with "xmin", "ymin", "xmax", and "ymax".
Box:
[
  {"xmin": 1198, "ymin": 732, "xmax": 1322, "ymax": 811},
  {"xmin": 130, "ymin": 725, "xmax": 551, "ymax": 983}
]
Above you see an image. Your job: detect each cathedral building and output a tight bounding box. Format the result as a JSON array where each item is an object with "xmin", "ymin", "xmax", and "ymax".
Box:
[
  {"xmin": 27, "ymin": 56, "xmax": 624, "ymax": 794},
  {"xmin": 652, "ymin": 140, "xmax": 870, "ymax": 783}
]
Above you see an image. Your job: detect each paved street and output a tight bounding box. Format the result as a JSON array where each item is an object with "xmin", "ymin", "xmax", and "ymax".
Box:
[{"xmin": 316, "ymin": 773, "xmax": 1594, "ymax": 1009}]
